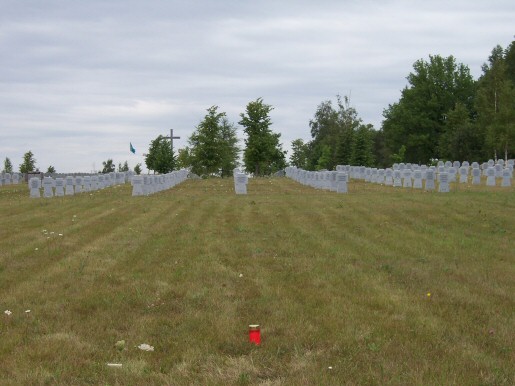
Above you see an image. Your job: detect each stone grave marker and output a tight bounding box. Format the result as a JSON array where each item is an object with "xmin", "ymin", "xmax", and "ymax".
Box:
[
  {"xmin": 131, "ymin": 176, "xmax": 144, "ymax": 196},
  {"xmin": 501, "ymin": 169, "xmax": 511, "ymax": 187},
  {"xmin": 65, "ymin": 176, "xmax": 75, "ymax": 195},
  {"xmin": 29, "ymin": 177, "xmax": 41, "ymax": 198},
  {"xmin": 235, "ymin": 173, "xmax": 248, "ymax": 195},
  {"xmin": 413, "ymin": 170, "xmax": 423, "ymax": 188},
  {"xmin": 393, "ymin": 170, "xmax": 402, "ymax": 187},
  {"xmin": 471, "ymin": 168, "xmax": 481, "ymax": 185},
  {"xmin": 4, "ymin": 173, "xmax": 11, "ymax": 185},
  {"xmin": 42, "ymin": 177, "xmax": 55, "ymax": 198},
  {"xmin": 83, "ymin": 176, "xmax": 91, "ymax": 192},
  {"xmin": 55, "ymin": 178, "xmax": 65, "ymax": 196},
  {"xmin": 459, "ymin": 166, "xmax": 468, "ymax": 183},
  {"xmin": 336, "ymin": 172, "xmax": 348, "ymax": 193},
  {"xmin": 438, "ymin": 172, "xmax": 450, "ymax": 193},
  {"xmin": 385, "ymin": 168, "xmax": 393, "ymax": 186},
  {"xmin": 425, "ymin": 169, "xmax": 435, "ymax": 190},
  {"xmin": 486, "ymin": 167, "xmax": 496, "ymax": 186},
  {"xmin": 402, "ymin": 170, "xmax": 412, "ymax": 188},
  {"xmin": 75, "ymin": 176, "xmax": 84, "ymax": 193}
]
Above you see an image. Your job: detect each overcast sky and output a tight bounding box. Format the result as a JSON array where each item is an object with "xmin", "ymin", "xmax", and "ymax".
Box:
[{"xmin": 1, "ymin": 0, "xmax": 513, "ymax": 173}]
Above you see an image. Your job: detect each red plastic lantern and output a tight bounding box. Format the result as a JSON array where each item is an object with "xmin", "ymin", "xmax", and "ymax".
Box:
[{"xmin": 249, "ymin": 324, "xmax": 260, "ymax": 345}]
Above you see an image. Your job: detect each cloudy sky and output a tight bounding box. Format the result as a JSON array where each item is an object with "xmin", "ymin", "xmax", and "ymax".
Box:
[{"xmin": 1, "ymin": 0, "xmax": 513, "ymax": 173}]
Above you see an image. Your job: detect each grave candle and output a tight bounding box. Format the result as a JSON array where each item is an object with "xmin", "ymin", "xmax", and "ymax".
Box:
[{"xmin": 249, "ymin": 325, "xmax": 261, "ymax": 345}]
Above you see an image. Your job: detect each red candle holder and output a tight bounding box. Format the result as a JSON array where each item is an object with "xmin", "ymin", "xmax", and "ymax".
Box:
[{"xmin": 249, "ymin": 324, "xmax": 261, "ymax": 345}]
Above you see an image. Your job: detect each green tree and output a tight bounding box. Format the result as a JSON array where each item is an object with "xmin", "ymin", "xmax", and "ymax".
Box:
[
  {"xmin": 382, "ymin": 55, "xmax": 476, "ymax": 163},
  {"xmin": 134, "ymin": 163, "xmax": 142, "ymax": 175},
  {"xmin": 145, "ymin": 135, "xmax": 176, "ymax": 174},
  {"xmin": 101, "ymin": 159, "xmax": 115, "ymax": 173},
  {"xmin": 240, "ymin": 98, "xmax": 286, "ymax": 175},
  {"xmin": 475, "ymin": 43, "xmax": 515, "ymax": 160},
  {"xmin": 176, "ymin": 147, "xmax": 193, "ymax": 169},
  {"xmin": 219, "ymin": 117, "xmax": 240, "ymax": 177},
  {"xmin": 19, "ymin": 151, "xmax": 36, "ymax": 173},
  {"xmin": 189, "ymin": 106, "xmax": 239, "ymax": 177},
  {"xmin": 289, "ymin": 139, "xmax": 309, "ymax": 168},
  {"xmin": 307, "ymin": 95, "xmax": 364, "ymax": 169},
  {"xmin": 117, "ymin": 161, "xmax": 129, "ymax": 172},
  {"xmin": 46, "ymin": 165, "xmax": 56, "ymax": 174},
  {"xmin": 350, "ymin": 125, "xmax": 375, "ymax": 166},
  {"xmin": 3, "ymin": 157, "xmax": 13, "ymax": 173}
]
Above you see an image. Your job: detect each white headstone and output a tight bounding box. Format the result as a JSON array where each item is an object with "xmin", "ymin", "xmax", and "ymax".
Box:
[
  {"xmin": 501, "ymin": 169, "xmax": 511, "ymax": 187},
  {"xmin": 458, "ymin": 166, "xmax": 468, "ymax": 183},
  {"xmin": 131, "ymin": 175, "xmax": 144, "ymax": 196},
  {"xmin": 471, "ymin": 168, "xmax": 481, "ymax": 185},
  {"xmin": 413, "ymin": 170, "xmax": 423, "ymax": 189},
  {"xmin": 393, "ymin": 170, "xmax": 402, "ymax": 187},
  {"xmin": 402, "ymin": 170, "xmax": 412, "ymax": 188},
  {"xmin": 55, "ymin": 178, "xmax": 65, "ymax": 196},
  {"xmin": 425, "ymin": 169, "xmax": 435, "ymax": 191},
  {"xmin": 75, "ymin": 176, "xmax": 84, "ymax": 193},
  {"xmin": 65, "ymin": 176, "xmax": 75, "ymax": 195},
  {"xmin": 438, "ymin": 172, "xmax": 450, "ymax": 193},
  {"xmin": 235, "ymin": 173, "xmax": 248, "ymax": 195},
  {"xmin": 29, "ymin": 177, "xmax": 41, "ymax": 198},
  {"xmin": 486, "ymin": 167, "xmax": 496, "ymax": 186},
  {"xmin": 336, "ymin": 172, "xmax": 348, "ymax": 193},
  {"xmin": 42, "ymin": 177, "xmax": 55, "ymax": 198}
]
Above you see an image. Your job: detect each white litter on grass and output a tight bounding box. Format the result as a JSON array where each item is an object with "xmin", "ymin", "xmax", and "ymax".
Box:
[
  {"xmin": 58, "ymin": 233, "xmax": 63, "ymax": 236},
  {"xmin": 107, "ymin": 363, "xmax": 122, "ymax": 368},
  {"xmin": 138, "ymin": 343, "xmax": 154, "ymax": 351},
  {"xmin": 35, "ymin": 248, "xmax": 39, "ymax": 251},
  {"xmin": 25, "ymin": 310, "xmax": 31, "ymax": 313},
  {"xmin": 328, "ymin": 366, "xmax": 333, "ymax": 370},
  {"xmin": 4, "ymin": 310, "xmax": 12, "ymax": 316}
]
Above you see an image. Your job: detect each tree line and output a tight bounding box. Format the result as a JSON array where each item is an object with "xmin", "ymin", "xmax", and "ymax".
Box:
[{"xmin": 290, "ymin": 40, "xmax": 515, "ymax": 169}]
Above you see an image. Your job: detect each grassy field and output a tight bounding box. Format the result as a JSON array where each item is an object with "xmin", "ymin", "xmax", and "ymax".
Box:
[{"xmin": 0, "ymin": 177, "xmax": 513, "ymax": 385}]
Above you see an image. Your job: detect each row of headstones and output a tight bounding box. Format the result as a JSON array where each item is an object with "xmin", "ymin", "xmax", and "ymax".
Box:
[
  {"xmin": 284, "ymin": 167, "xmax": 349, "ymax": 193},
  {"xmin": 234, "ymin": 169, "xmax": 249, "ymax": 195},
  {"xmin": 131, "ymin": 169, "xmax": 189, "ymax": 196},
  {"xmin": 29, "ymin": 172, "xmax": 135, "ymax": 198},
  {"xmin": 341, "ymin": 162, "xmax": 513, "ymax": 188},
  {"xmin": 0, "ymin": 173, "xmax": 22, "ymax": 185}
]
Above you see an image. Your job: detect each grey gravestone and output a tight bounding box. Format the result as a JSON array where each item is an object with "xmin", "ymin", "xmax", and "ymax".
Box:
[
  {"xmin": 336, "ymin": 172, "xmax": 348, "ymax": 193},
  {"xmin": 471, "ymin": 168, "xmax": 481, "ymax": 185},
  {"xmin": 42, "ymin": 177, "xmax": 55, "ymax": 198},
  {"xmin": 12, "ymin": 173, "xmax": 20, "ymax": 184},
  {"xmin": 75, "ymin": 176, "xmax": 84, "ymax": 193},
  {"xmin": 402, "ymin": 170, "xmax": 412, "ymax": 188},
  {"xmin": 55, "ymin": 178, "xmax": 65, "ymax": 196},
  {"xmin": 448, "ymin": 167, "xmax": 457, "ymax": 182},
  {"xmin": 83, "ymin": 176, "xmax": 91, "ymax": 192},
  {"xmin": 131, "ymin": 176, "xmax": 144, "ymax": 196},
  {"xmin": 501, "ymin": 169, "xmax": 511, "ymax": 187},
  {"xmin": 393, "ymin": 170, "xmax": 402, "ymax": 187},
  {"xmin": 453, "ymin": 161, "xmax": 460, "ymax": 169},
  {"xmin": 494, "ymin": 163, "xmax": 503, "ymax": 178},
  {"xmin": 425, "ymin": 169, "xmax": 435, "ymax": 191},
  {"xmin": 486, "ymin": 167, "xmax": 496, "ymax": 186},
  {"xmin": 385, "ymin": 169, "xmax": 393, "ymax": 186},
  {"xmin": 65, "ymin": 176, "xmax": 75, "ymax": 195},
  {"xmin": 438, "ymin": 172, "xmax": 450, "ymax": 193},
  {"xmin": 413, "ymin": 170, "xmax": 423, "ymax": 189},
  {"xmin": 445, "ymin": 161, "xmax": 452, "ymax": 169},
  {"xmin": 235, "ymin": 173, "xmax": 248, "ymax": 195},
  {"xmin": 458, "ymin": 166, "xmax": 468, "ymax": 183},
  {"xmin": 4, "ymin": 173, "xmax": 11, "ymax": 185},
  {"xmin": 29, "ymin": 177, "xmax": 41, "ymax": 198}
]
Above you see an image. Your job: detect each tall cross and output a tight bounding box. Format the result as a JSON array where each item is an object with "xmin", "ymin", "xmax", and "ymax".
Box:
[{"xmin": 164, "ymin": 129, "xmax": 181, "ymax": 152}]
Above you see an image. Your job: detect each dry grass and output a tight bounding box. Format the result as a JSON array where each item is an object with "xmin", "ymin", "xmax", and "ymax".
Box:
[{"xmin": 0, "ymin": 178, "xmax": 513, "ymax": 385}]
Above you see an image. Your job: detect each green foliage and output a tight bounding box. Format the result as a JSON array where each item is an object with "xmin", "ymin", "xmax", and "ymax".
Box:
[
  {"xmin": 19, "ymin": 150, "xmax": 36, "ymax": 173},
  {"xmin": 145, "ymin": 135, "xmax": 176, "ymax": 174},
  {"xmin": 350, "ymin": 125, "xmax": 375, "ymax": 166},
  {"xmin": 134, "ymin": 163, "xmax": 142, "ymax": 175},
  {"xmin": 382, "ymin": 55, "xmax": 476, "ymax": 163},
  {"xmin": 46, "ymin": 165, "xmax": 56, "ymax": 174},
  {"xmin": 176, "ymin": 147, "xmax": 193, "ymax": 170},
  {"xmin": 118, "ymin": 161, "xmax": 129, "ymax": 172},
  {"xmin": 101, "ymin": 159, "xmax": 115, "ymax": 173},
  {"xmin": 475, "ymin": 43, "xmax": 515, "ymax": 160},
  {"xmin": 189, "ymin": 106, "xmax": 239, "ymax": 177},
  {"xmin": 240, "ymin": 98, "xmax": 286, "ymax": 175},
  {"xmin": 390, "ymin": 145, "xmax": 406, "ymax": 164},
  {"xmin": 307, "ymin": 95, "xmax": 365, "ymax": 170},
  {"xmin": 289, "ymin": 139, "xmax": 309, "ymax": 168},
  {"xmin": 3, "ymin": 157, "xmax": 13, "ymax": 173}
]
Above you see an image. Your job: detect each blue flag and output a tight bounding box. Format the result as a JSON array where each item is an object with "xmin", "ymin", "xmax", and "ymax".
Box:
[{"xmin": 130, "ymin": 142, "xmax": 136, "ymax": 154}]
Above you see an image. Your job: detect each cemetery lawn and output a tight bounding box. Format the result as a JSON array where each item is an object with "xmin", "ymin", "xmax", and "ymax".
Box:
[{"xmin": 0, "ymin": 178, "xmax": 513, "ymax": 385}]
